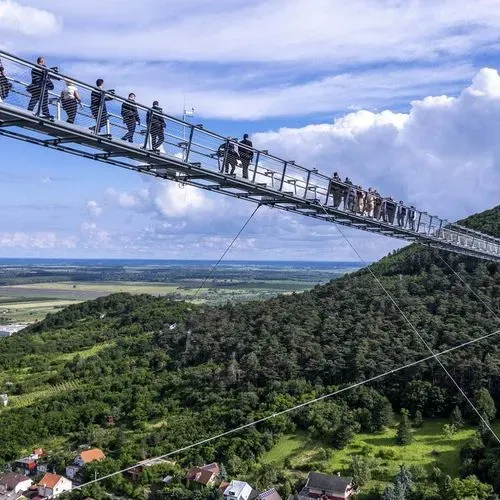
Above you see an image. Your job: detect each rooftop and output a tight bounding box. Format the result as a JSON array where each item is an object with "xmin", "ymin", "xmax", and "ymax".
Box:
[
  {"xmin": 305, "ymin": 472, "xmax": 353, "ymax": 494},
  {"xmin": 79, "ymin": 448, "xmax": 106, "ymax": 464},
  {"xmin": 38, "ymin": 473, "xmax": 62, "ymax": 489},
  {"xmin": 0, "ymin": 473, "xmax": 31, "ymax": 491}
]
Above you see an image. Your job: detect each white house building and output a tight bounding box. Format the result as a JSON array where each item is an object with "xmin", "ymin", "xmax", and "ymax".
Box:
[
  {"xmin": 37, "ymin": 473, "xmax": 72, "ymax": 498},
  {"xmin": 223, "ymin": 480, "xmax": 258, "ymax": 500},
  {"xmin": 0, "ymin": 472, "xmax": 32, "ymax": 496}
]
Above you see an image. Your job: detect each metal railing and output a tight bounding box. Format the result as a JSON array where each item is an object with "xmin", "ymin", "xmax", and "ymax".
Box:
[{"xmin": 1, "ymin": 49, "xmax": 499, "ymax": 259}]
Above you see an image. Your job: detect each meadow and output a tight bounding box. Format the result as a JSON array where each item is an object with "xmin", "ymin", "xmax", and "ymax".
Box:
[{"xmin": 261, "ymin": 422, "xmax": 485, "ymax": 496}]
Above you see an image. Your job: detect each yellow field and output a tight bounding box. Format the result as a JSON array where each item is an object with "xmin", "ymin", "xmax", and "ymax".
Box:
[
  {"xmin": 9, "ymin": 281, "xmax": 205, "ymax": 295},
  {"xmin": 1, "ymin": 300, "xmax": 80, "ymax": 310}
]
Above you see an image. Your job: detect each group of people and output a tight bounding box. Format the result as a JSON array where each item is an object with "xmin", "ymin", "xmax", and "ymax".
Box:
[
  {"xmin": 329, "ymin": 172, "xmax": 416, "ymax": 229},
  {"xmin": 216, "ymin": 135, "xmax": 254, "ymax": 178},
  {"xmin": 0, "ymin": 56, "xmax": 167, "ymax": 151},
  {"xmin": 2, "ymin": 56, "xmax": 417, "ymax": 227}
]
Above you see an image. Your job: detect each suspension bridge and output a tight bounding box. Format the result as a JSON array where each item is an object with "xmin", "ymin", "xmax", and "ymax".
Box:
[{"xmin": 0, "ymin": 50, "xmax": 499, "ymax": 261}]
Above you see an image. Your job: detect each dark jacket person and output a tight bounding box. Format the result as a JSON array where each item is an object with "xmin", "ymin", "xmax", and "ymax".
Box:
[
  {"xmin": 121, "ymin": 93, "xmax": 140, "ymax": 142},
  {"xmin": 27, "ymin": 56, "xmax": 53, "ymax": 117},
  {"xmin": 146, "ymin": 100, "xmax": 166, "ymax": 151},
  {"xmin": 90, "ymin": 79, "xmax": 113, "ymax": 133},
  {"xmin": 238, "ymin": 133, "xmax": 253, "ymax": 179}
]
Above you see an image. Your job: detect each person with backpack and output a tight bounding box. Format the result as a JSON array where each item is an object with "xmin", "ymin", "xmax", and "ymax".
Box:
[
  {"xmin": 146, "ymin": 100, "xmax": 166, "ymax": 152},
  {"xmin": 60, "ymin": 79, "xmax": 82, "ymax": 124},
  {"xmin": 329, "ymin": 172, "xmax": 343, "ymax": 209},
  {"xmin": 27, "ymin": 56, "xmax": 54, "ymax": 118},
  {"xmin": 217, "ymin": 138, "xmax": 239, "ymax": 174},
  {"xmin": 238, "ymin": 133, "xmax": 253, "ymax": 179}
]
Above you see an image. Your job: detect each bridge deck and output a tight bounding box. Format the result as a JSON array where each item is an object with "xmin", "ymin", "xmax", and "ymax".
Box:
[{"xmin": 0, "ymin": 50, "xmax": 499, "ymax": 261}]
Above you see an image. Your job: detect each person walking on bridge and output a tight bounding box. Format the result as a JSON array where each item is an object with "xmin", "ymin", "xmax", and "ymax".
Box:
[
  {"xmin": 146, "ymin": 100, "xmax": 166, "ymax": 152},
  {"xmin": 217, "ymin": 138, "xmax": 239, "ymax": 175},
  {"xmin": 90, "ymin": 79, "xmax": 113, "ymax": 133},
  {"xmin": 0, "ymin": 64, "xmax": 11, "ymax": 102},
  {"xmin": 61, "ymin": 79, "xmax": 82, "ymax": 124},
  {"xmin": 121, "ymin": 93, "xmax": 140, "ymax": 142},
  {"xmin": 27, "ymin": 56, "xmax": 54, "ymax": 118},
  {"xmin": 329, "ymin": 172, "xmax": 343, "ymax": 208},
  {"xmin": 238, "ymin": 133, "xmax": 253, "ymax": 179}
]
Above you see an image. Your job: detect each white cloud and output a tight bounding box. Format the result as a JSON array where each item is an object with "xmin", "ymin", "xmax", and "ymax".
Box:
[
  {"xmin": 254, "ymin": 67, "xmax": 500, "ymax": 224},
  {"xmin": 87, "ymin": 200, "xmax": 102, "ymax": 217},
  {"xmin": 0, "ymin": 0, "xmax": 61, "ymax": 36},
  {"xmin": 15, "ymin": 0, "xmax": 500, "ymax": 65},
  {"xmin": 105, "ymin": 181, "xmax": 215, "ymax": 218},
  {"xmin": 0, "ymin": 231, "xmax": 76, "ymax": 249},
  {"xmin": 80, "ymin": 222, "xmax": 111, "ymax": 247}
]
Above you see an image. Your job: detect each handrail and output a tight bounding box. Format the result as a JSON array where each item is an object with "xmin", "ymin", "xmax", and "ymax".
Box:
[{"xmin": 1, "ymin": 49, "xmax": 500, "ymax": 257}]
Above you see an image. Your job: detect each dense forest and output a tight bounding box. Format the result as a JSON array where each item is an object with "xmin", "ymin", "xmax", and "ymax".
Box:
[{"xmin": 1, "ymin": 207, "xmax": 500, "ymax": 499}]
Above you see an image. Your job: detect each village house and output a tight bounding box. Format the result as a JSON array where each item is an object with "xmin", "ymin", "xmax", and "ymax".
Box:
[
  {"xmin": 65, "ymin": 448, "xmax": 106, "ymax": 480},
  {"xmin": 223, "ymin": 480, "xmax": 259, "ymax": 500},
  {"xmin": 15, "ymin": 449, "xmax": 46, "ymax": 476},
  {"xmin": 0, "ymin": 472, "xmax": 32, "ymax": 499},
  {"xmin": 37, "ymin": 473, "xmax": 72, "ymax": 499},
  {"xmin": 186, "ymin": 462, "xmax": 220, "ymax": 487},
  {"xmin": 258, "ymin": 488, "xmax": 282, "ymax": 500},
  {"xmin": 298, "ymin": 472, "xmax": 357, "ymax": 500}
]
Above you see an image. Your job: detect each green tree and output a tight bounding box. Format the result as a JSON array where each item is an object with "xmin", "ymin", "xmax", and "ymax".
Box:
[
  {"xmin": 396, "ymin": 409, "xmax": 413, "ymax": 445},
  {"xmin": 350, "ymin": 455, "xmax": 372, "ymax": 486},
  {"xmin": 442, "ymin": 423, "xmax": 457, "ymax": 438},
  {"xmin": 448, "ymin": 475, "xmax": 493, "ymax": 499},
  {"xmin": 475, "ymin": 388, "xmax": 496, "ymax": 423},
  {"xmin": 382, "ymin": 465, "xmax": 413, "ymax": 500},
  {"xmin": 413, "ymin": 410, "xmax": 423, "ymax": 428},
  {"xmin": 450, "ymin": 406, "xmax": 464, "ymax": 429}
]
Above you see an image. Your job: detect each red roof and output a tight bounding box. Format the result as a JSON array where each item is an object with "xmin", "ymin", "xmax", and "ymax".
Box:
[
  {"xmin": 39, "ymin": 473, "xmax": 62, "ymax": 489},
  {"xmin": 187, "ymin": 463, "xmax": 220, "ymax": 485},
  {"xmin": 79, "ymin": 448, "xmax": 106, "ymax": 463}
]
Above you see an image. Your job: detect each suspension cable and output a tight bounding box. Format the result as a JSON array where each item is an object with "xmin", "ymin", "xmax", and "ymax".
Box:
[
  {"xmin": 194, "ymin": 204, "xmax": 261, "ymax": 297},
  {"xmin": 75, "ymin": 326, "xmax": 500, "ymax": 491},
  {"xmin": 320, "ymin": 205, "xmax": 500, "ymax": 444}
]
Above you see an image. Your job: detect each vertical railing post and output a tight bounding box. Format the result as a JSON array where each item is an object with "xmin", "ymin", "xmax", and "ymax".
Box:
[
  {"xmin": 95, "ymin": 89, "xmax": 106, "ymax": 135},
  {"xmin": 56, "ymin": 101, "xmax": 61, "ymax": 121},
  {"xmin": 185, "ymin": 125, "xmax": 195, "ymax": 163},
  {"xmin": 252, "ymin": 151, "xmax": 260, "ymax": 183},
  {"xmin": 437, "ymin": 219, "xmax": 443, "ymax": 238},
  {"xmin": 325, "ymin": 180, "xmax": 331, "ymax": 206},
  {"xmin": 279, "ymin": 161, "xmax": 288, "ymax": 191},
  {"xmin": 416, "ymin": 212, "xmax": 423, "ymax": 233},
  {"xmin": 303, "ymin": 170, "xmax": 311, "ymax": 199},
  {"xmin": 143, "ymin": 107, "xmax": 153, "ymax": 150},
  {"xmin": 221, "ymin": 139, "xmax": 229, "ymax": 173},
  {"xmin": 427, "ymin": 216, "xmax": 434, "ymax": 235},
  {"xmin": 36, "ymin": 67, "xmax": 49, "ymax": 117}
]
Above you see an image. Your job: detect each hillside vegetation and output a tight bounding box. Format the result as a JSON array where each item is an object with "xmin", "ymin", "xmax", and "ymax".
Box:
[{"xmin": 1, "ymin": 206, "xmax": 500, "ymax": 499}]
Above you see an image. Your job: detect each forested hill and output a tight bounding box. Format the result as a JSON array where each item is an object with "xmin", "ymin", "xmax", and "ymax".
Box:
[{"xmin": 1, "ymin": 206, "xmax": 500, "ymax": 498}]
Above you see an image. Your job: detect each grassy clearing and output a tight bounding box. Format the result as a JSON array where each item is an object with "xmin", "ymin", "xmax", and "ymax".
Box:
[
  {"xmin": 0, "ymin": 298, "xmax": 81, "ymax": 323},
  {"xmin": 53, "ymin": 342, "xmax": 115, "ymax": 362},
  {"xmin": 262, "ymin": 420, "xmax": 477, "ymax": 492},
  {"xmin": 8, "ymin": 380, "xmax": 82, "ymax": 408}
]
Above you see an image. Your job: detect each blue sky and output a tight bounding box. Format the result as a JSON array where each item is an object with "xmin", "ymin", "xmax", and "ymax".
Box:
[{"xmin": 1, "ymin": 0, "xmax": 500, "ymax": 261}]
